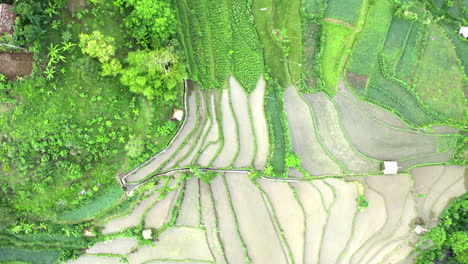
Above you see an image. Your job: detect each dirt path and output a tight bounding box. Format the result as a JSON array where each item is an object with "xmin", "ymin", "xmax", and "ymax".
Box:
[{"xmin": 324, "ymin": 18, "xmax": 355, "ymax": 29}]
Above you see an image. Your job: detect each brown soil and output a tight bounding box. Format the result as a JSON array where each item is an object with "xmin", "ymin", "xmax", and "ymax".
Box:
[
  {"xmin": 0, "ymin": 52, "xmax": 33, "ymax": 80},
  {"xmin": 67, "ymin": 0, "xmax": 86, "ymax": 13},
  {"xmin": 346, "ymin": 71, "xmax": 368, "ymax": 91}
]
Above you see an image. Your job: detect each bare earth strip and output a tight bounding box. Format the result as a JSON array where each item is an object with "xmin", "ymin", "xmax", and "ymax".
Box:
[
  {"xmin": 319, "ymin": 178, "xmax": 358, "ymax": 264},
  {"xmin": 258, "ymin": 179, "xmax": 305, "ymax": 264},
  {"xmin": 230, "ymin": 77, "xmax": 255, "ymax": 167},
  {"xmin": 200, "ymin": 179, "xmax": 227, "ymax": 264},
  {"xmin": 86, "ymin": 238, "xmax": 138, "ymax": 255},
  {"xmin": 249, "ymin": 76, "xmax": 269, "ymax": 169},
  {"xmin": 126, "ymin": 226, "xmax": 213, "ymax": 263},
  {"xmin": 212, "ymin": 89, "xmax": 239, "ymax": 167},
  {"xmin": 334, "ymin": 92, "xmax": 437, "ymax": 160},
  {"xmin": 197, "ymin": 142, "xmax": 220, "ymax": 167},
  {"xmin": 184, "ymin": 93, "xmax": 219, "ymax": 165},
  {"xmin": 338, "ymin": 188, "xmax": 387, "ymax": 264},
  {"xmin": 176, "ymin": 177, "xmax": 200, "ymax": 227},
  {"xmin": 224, "ymin": 173, "xmax": 288, "ymax": 264},
  {"xmin": 125, "ymin": 89, "xmax": 199, "ymax": 183},
  {"xmin": 102, "ymin": 191, "xmax": 160, "ymax": 235},
  {"xmin": 284, "ymin": 86, "xmax": 341, "ymax": 175},
  {"xmin": 431, "ymin": 177, "xmax": 465, "ymax": 219},
  {"xmin": 398, "ymin": 150, "xmax": 453, "ymax": 171},
  {"xmin": 304, "ymin": 92, "xmax": 381, "ymax": 173},
  {"xmin": 145, "ymin": 185, "xmax": 182, "ymax": 229},
  {"xmin": 162, "ymin": 89, "xmax": 207, "ymax": 170},
  {"xmin": 351, "ymin": 174, "xmax": 412, "ymax": 264},
  {"xmin": 290, "ymin": 181, "xmax": 328, "ymax": 264},
  {"xmin": 179, "ymin": 116, "xmax": 212, "ymax": 167},
  {"xmin": 210, "ymin": 175, "xmax": 247, "ymax": 264},
  {"xmin": 64, "ymin": 255, "xmax": 122, "ymax": 264}
]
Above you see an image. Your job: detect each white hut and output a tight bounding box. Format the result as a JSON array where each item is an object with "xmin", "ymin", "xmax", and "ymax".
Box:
[
  {"xmin": 459, "ymin": 27, "xmax": 468, "ymax": 39},
  {"xmin": 383, "ymin": 161, "xmax": 399, "ymax": 174},
  {"xmin": 142, "ymin": 229, "xmax": 153, "ymax": 239}
]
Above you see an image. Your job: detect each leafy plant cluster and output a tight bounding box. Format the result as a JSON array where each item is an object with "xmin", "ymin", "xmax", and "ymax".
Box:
[
  {"xmin": 0, "ymin": 0, "xmax": 183, "ymax": 234},
  {"xmin": 413, "ymin": 193, "xmax": 468, "ymax": 264},
  {"xmin": 173, "ymin": 0, "xmax": 264, "ymax": 92}
]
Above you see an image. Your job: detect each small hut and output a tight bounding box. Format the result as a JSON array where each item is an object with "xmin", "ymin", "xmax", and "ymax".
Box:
[
  {"xmin": 0, "ymin": 4, "xmax": 15, "ymax": 35},
  {"xmin": 459, "ymin": 27, "xmax": 468, "ymax": 39},
  {"xmin": 172, "ymin": 109, "xmax": 184, "ymax": 121},
  {"xmin": 383, "ymin": 161, "xmax": 399, "ymax": 175}
]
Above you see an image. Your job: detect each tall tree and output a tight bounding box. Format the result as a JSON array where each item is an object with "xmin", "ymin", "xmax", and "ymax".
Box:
[{"xmin": 120, "ymin": 48, "xmax": 184, "ymax": 101}]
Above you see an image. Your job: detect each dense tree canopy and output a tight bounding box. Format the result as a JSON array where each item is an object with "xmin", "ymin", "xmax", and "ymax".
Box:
[
  {"xmin": 120, "ymin": 48, "xmax": 184, "ymax": 101},
  {"xmin": 116, "ymin": 0, "xmax": 177, "ymax": 48}
]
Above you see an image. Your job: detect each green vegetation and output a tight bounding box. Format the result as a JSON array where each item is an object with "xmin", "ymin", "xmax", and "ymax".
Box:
[
  {"xmin": 115, "ymin": 0, "xmax": 176, "ymax": 48},
  {"xmin": 0, "ymin": 0, "xmax": 185, "ymax": 261},
  {"xmin": 120, "ymin": 48, "xmax": 184, "ymax": 101},
  {"xmin": 324, "ymin": 0, "xmax": 363, "ymax": 25},
  {"xmin": 320, "ymin": 22, "xmax": 352, "ymax": 95},
  {"xmin": 413, "ymin": 194, "xmax": 468, "ymax": 264},
  {"xmin": 0, "ymin": 248, "xmax": 60, "ymax": 264},
  {"xmin": 173, "ymin": 0, "xmax": 264, "ymax": 92}
]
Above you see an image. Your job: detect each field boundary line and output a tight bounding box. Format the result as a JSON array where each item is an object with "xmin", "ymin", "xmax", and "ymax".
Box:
[
  {"xmin": 207, "ymin": 180, "xmax": 228, "ymax": 264},
  {"xmin": 324, "ymin": 17, "xmax": 355, "ymax": 29},
  {"xmin": 257, "ymin": 184, "xmax": 295, "ymax": 264},
  {"xmin": 317, "ymin": 180, "xmax": 337, "ymax": 262},
  {"xmin": 299, "ymin": 91, "xmax": 350, "ymax": 173},
  {"xmin": 221, "ymin": 174, "xmax": 253, "ymax": 264},
  {"xmin": 288, "ymin": 183, "xmax": 307, "ymax": 264}
]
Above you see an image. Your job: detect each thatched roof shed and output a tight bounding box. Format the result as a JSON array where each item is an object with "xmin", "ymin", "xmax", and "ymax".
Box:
[{"xmin": 0, "ymin": 4, "xmax": 15, "ymax": 35}]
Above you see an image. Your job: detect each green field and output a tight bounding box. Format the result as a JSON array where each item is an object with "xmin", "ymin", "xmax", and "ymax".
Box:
[
  {"xmin": 321, "ymin": 22, "xmax": 353, "ymax": 95},
  {"xmin": 324, "ymin": 0, "xmax": 364, "ymax": 25},
  {"xmin": 0, "ymin": 248, "xmax": 60, "ymax": 264}
]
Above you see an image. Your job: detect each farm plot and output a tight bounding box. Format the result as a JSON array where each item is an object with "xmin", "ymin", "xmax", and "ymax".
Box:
[
  {"xmin": 290, "ymin": 181, "xmax": 330, "ymax": 264},
  {"xmin": 411, "ymin": 165, "xmax": 466, "ymax": 223},
  {"xmin": 86, "ymin": 238, "xmax": 137, "ymax": 255},
  {"xmin": 102, "ymin": 190, "xmax": 161, "ymax": 235},
  {"xmin": 258, "ymin": 179, "xmax": 305, "ymax": 264},
  {"xmin": 251, "ymin": 0, "xmax": 290, "ymax": 86},
  {"xmin": 124, "ymin": 89, "xmax": 200, "ymax": 183},
  {"xmin": 414, "ymin": 24, "xmax": 467, "ymax": 122},
  {"xmin": 212, "ymin": 89, "xmax": 239, "ymax": 167},
  {"xmin": 334, "ymin": 90, "xmax": 438, "ymax": 160},
  {"xmin": 321, "ymin": 22, "xmax": 353, "ymax": 95},
  {"xmin": 337, "ymin": 188, "xmax": 386, "ymax": 264},
  {"xmin": 397, "ymin": 150, "xmax": 454, "ymax": 171},
  {"xmin": 337, "ymin": 81, "xmax": 410, "ymax": 130},
  {"xmin": 345, "ymin": 0, "xmax": 392, "ymax": 82},
  {"xmin": 324, "ymin": 0, "xmax": 364, "ymax": 25},
  {"xmin": 249, "ymin": 77, "xmax": 269, "ymax": 169},
  {"xmin": 224, "ymin": 173, "xmax": 288, "ymax": 264},
  {"xmin": 162, "ymin": 89, "xmax": 208, "ymax": 170},
  {"xmin": 176, "ymin": 177, "xmax": 200, "ymax": 227},
  {"xmin": 126, "ymin": 226, "xmax": 213, "ymax": 263},
  {"xmin": 210, "ymin": 175, "xmax": 247, "ymax": 264},
  {"xmin": 350, "ymin": 174, "xmax": 414, "ymax": 264},
  {"xmin": 304, "ymin": 92, "xmax": 381, "ymax": 173},
  {"xmin": 145, "ymin": 185, "xmax": 183, "ymax": 229},
  {"xmin": 199, "ymin": 179, "xmax": 227, "ymax": 264},
  {"xmin": 229, "ymin": 77, "xmax": 256, "ymax": 167},
  {"xmin": 284, "ymin": 86, "xmax": 341, "ymax": 175},
  {"xmin": 319, "ymin": 179, "xmax": 358, "ymax": 264}
]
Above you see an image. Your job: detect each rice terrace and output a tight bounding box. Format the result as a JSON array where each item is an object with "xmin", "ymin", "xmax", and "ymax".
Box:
[{"xmin": 0, "ymin": 0, "xmax": 466, "ymax": 263}]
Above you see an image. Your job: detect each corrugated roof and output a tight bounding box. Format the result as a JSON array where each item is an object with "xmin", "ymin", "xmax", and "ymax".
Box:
[{"xmin": 0, "ymin": 4, "xmax": 15, "ymax": 35}]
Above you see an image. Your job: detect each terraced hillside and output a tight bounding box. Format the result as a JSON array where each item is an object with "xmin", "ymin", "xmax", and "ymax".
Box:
[
  {"xmin": 64, "ymin": 77, "xmax": 465, "ymax": 264},
  {"xmin": 67, "ymin": 169, "xmax": 465, "ymax": 264}
]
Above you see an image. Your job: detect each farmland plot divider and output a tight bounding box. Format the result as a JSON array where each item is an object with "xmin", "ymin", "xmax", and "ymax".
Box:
[{"xmin": 256, "ymin": 185, "xmax": 295, "ymax": 264}]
